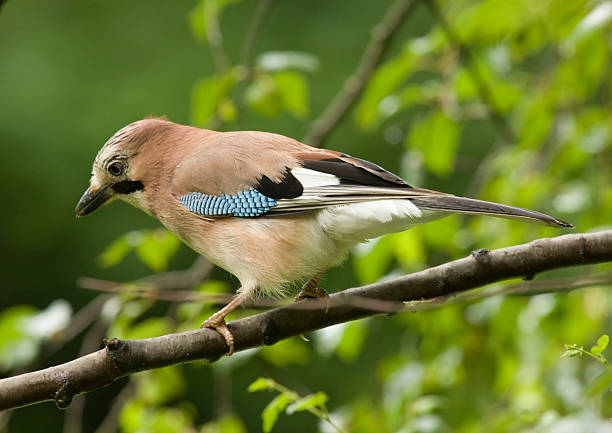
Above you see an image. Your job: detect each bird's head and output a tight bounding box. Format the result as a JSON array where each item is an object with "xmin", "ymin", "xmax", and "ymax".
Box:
[{"xmin": 75, "ymin": 118, "xmax": 172, "ymax": 217}]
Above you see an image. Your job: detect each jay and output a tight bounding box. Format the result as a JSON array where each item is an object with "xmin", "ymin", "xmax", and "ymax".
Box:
[{"xmin": 76, "ymin": 118, "xmax": 572, "ymax": 354}]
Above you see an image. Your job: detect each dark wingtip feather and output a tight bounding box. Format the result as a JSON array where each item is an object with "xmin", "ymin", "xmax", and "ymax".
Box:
[
  {"xmin": 410, "ymin": 196, "xmax": 574, "ymax": 229},
  {"xmin": 552, "ymin": 219, "xmax": 574, "ymax": 229}
]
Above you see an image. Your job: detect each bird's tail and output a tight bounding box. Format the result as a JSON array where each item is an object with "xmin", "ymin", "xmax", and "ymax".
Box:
[{"xmin": 410, "ymin": 196, "xmax": 573, "ymax": 228}]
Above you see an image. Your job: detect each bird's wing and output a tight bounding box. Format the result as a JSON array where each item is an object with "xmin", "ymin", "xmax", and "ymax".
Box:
[
  {"xmin": 171, "ymin": 131, "xmax": 442, "ymax": 218},
  {"xmin": 172, "ymin": 131, "xmax": 571, "ymax": 228},
  {"xmin": 270, "ymin": 149, "xmax": 450, "ymax": 213}
]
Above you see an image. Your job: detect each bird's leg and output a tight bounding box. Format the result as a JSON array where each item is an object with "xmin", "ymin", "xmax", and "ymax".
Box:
[
  {"xmin": 295, "ymin": 273, "xmax": 328, "ymax": 342},
  {"xmin": 295, "ymin": 273, "xmax": 328, "ymax": 301},
  {"xmin": 201, "ymin": 293, "xmax": 246, "ymax": 356}
]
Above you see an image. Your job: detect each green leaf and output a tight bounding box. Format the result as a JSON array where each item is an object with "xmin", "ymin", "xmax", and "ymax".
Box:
[
  {"xmin": 148, "ymin": 407, "xmax": 193, "ymax": 433},
  {"xmin": 391, "ymin": 230, "xmax": 426, "ymax": 270},
  {"xmin": 218, "ymin": 98, "xmax": 237, "ymax": 122},
  {"xmin": 107, "ymin": 299, "xmax": 155, "ymax": 339},
  {"xmin": 188, "ymin": 0, "xmax": 207, "ymax": 41},
  {"xmin": 420, "ymin": 215, "xmax": 461, "ymax": 253},
  {"xmin": 123, "ymin": 317, "xmax": 173, "ymax": 340},
  {"xmin": 412, "ymin": 395, "xmax": 446, "ymax": 414},
  {"xmin": 335, "ymin": 321, "xmax": 368, "ymax": 363},
  {"xmin": 219, "ymin": 414, "xmax": 248, "ymax": 433},
  {"xmin": 453, "ymin": 63, "xmax": 521, "ymax": 112},
  {"xmin": 120, "ymin": 400, "xmax": 194, "ymax": 433},
  {"xmin": 259, "ymin": 338, "xmax": 310, "ymax": 367},
  {"xmin": 455, "ymin": 0, "xmax": 533, "ymax": 44},
  {"xmin": 98, "ymin": 236, "xmax": 132, "ymax": 268},
  {"xmin": 119, "ymin": 400, "xmax": 146, "ymax": 433},
  {"xmin": 407, "ymin": 111, "xmax": 461, "ymax": 177},
  {"xmin": 262, "ymin": 393, "xmax": 292, "ymax": 432},
  {"xmin": 352, "ymin": 236, "xmax": 394, "ymax": 284},
  {"xmin": 245, "ymin": 74, "xmax": 282, "ymax": 117},
  {"xmin": 98, "ymin": 229, "xmax": 180, "ymax": 271},
  {"xmin": 188, "ymin": 0, "xmax": 242, "ymax": 42},
  {"xmin": 517, "ymin": 98, "xmax": 553, "ymax": 149},
  {"xmin": 285, "ymin": 391, "xmax": 328, "ymax": 414},
  {"xmin": 201, "ymin": 414, "xmax": 248, "ymax": 433},
  {"xmin": 356, "ymin": 48, "xmax": 416, "ymax": 130},
  {"xmin": 0, "ymin": 305, "xmax": 40, "ymax": 372},
  {"xmin": 191, "ymin": 71, "xmax": 236, "ymax": 127},
  {"xmin": 591, "ymin": 334, "xmax": 609, "ymax": 355},
  {"xmin": 0, "ymin": 305, "xmax": 37, "ymax": 344},
  {"xmin": 561, "ymin": 344, "xmax": 583, "ymax": 358},
  {"xmin": 135, "ymin": 230, "xmax": 180, "ymax": 272},
  {"xmin": 246, "ymin": 71, "xmax": 310, "ymax": 119},
  {"xmin": 137, "ymin": 366, "xmax": 186, "ymax": 405},
  {"xmin": 248, "ymin": 377, "xmax": 275, "ymax": 393},
  {"xmin": 273, "ymin": 71, "xmax": 309, "ymax": 119}
]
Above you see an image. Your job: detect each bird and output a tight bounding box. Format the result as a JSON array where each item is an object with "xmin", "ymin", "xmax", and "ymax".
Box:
[{"xmin": 75, "ymin": 118, "xmax": 572, "ymax": 354}]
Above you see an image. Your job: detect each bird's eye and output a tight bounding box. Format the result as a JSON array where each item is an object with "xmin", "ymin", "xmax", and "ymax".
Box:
[{"xmin": 108, "ymin": 161, "xmax": 124, "ymax": 176}]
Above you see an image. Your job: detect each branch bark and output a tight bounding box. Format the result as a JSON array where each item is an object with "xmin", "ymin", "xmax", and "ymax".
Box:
[
  {"xmin": 1, "ymin": 230, "xmax": 611, "ymax": 411},
  {"xmin": 303, "ymin": 0, "xmax": 417, "ymax": 147}
]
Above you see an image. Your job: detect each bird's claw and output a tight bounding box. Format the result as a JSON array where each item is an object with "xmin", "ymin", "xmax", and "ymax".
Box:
[
  {"xmin": 295, "ymin": 285, "xmax": 330, "ymax": 341},
  {"xmin": 295, "ymin": 286, "xmax": 329, "ymax": 301},
  {"xmin": 201, "ymin": 316, "xmax": 235, "ymax": 356}
]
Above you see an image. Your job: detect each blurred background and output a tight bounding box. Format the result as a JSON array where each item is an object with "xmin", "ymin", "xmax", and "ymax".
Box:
[{"xmin": 1, "ymin": 0, "xmax": 611, "ymax": 432}]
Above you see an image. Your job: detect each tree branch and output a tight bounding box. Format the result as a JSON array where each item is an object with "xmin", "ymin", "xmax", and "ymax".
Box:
[
  {"xmin": 77, "ymin": 277, "xmax": 279, "ymax": 308},
  {"xmin": 303, "ymin": 0, "xmax": 417, "ymax": 147},
  {"xmin": 1, "ymin": 230, "xmax": 611, "ymax": 411}
]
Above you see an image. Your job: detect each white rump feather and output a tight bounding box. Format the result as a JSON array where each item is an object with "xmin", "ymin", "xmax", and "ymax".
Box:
[{"xmin": 317, "ymin": 200, "xmax": 425, "ymax": 242}]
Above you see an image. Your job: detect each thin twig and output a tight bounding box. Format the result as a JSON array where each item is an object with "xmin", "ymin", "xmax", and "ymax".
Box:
[
  {"xmin": 59, "ymin": 295, "xmax": 111, "ymax": 344},
  {"xmin": 0, "ymin": 411, "xmax": 11, "ymax": 432},
  {"xmin": 135, "ymin": 256, "xmax": 213, "ymax": 290},
  {"xmin": 303, "ymin": 0, "xmax": 418, "ymax": 147},
  {"xmin": 241, "ymin": 0, "xmax": 276, "ymax": 70},
  {"xmin": 77, "ymin": 277, "xmax": 280, "ymax": 308},
  {"xmin": 406, "ymin": 271, "xmax": 612, "ymax": 313},
  {"xmin": 205, "ymin": 2, "xmax": 230, "ymax": 73},
  {"xmin": 1, "ymin": 231, "xmax": 610, "ymax": 411},
  {"xmin": 78, "ymin": 276, "xmax": 408, "ymax": 312},
  {"xmin": 233, "ymin": 0, "xmax": 277, "ymax": 125}
]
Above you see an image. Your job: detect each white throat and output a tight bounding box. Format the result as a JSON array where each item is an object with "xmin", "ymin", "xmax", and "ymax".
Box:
[{"xmin": 118, "ymin": 190, "xmax": 153, "ymax": 216}]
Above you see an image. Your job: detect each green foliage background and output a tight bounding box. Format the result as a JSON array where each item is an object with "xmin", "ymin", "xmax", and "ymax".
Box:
[{"xmin": 0, "ymin": 0, "xmax": 611, "ymax": 432}]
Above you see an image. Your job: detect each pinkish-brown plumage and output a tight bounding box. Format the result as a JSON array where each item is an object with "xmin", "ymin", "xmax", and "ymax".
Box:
[{"xmin": 76, "ymin": 118, "xmax": 572, "ymax": 354}]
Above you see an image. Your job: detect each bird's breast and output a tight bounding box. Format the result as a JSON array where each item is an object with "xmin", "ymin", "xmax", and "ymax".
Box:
[{"xmin": 157, "ymin": 210, "xmax": 348, "ymax": 296}]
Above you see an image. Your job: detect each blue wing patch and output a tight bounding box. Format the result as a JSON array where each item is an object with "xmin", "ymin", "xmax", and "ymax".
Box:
[{"xmin": 179, "ymin": 188, "xmax": 277, "ymax": 217}]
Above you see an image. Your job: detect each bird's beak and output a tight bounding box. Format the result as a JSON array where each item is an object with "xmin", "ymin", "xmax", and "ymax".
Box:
[{"xmin": 75, "ymin": 184, "xmax": 113, "ymax": 217}]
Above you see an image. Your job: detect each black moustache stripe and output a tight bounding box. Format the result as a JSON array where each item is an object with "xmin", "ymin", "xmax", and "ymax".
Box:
[{"xmin": 112, "ymin": 180, "xmax": 144, "ymax": 194}]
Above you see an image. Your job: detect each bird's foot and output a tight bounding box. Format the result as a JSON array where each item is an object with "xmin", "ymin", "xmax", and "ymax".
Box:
[
  {"xmin": 201, "ymin": 314, "xmax": 235, "ymax": 356},
  {"xmin": 295, "ymin": 279, "xmax": 329, "ymax": 342},
  {"xmin": 294, "ymin": 285, "xmax": 329, "ymax": 301}
]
